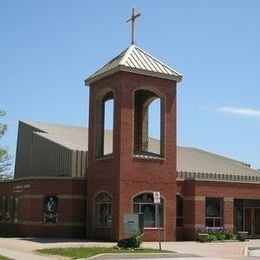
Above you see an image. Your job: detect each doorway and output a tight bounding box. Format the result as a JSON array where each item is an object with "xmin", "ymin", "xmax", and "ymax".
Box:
[{"xmin": 244, "ymin": 207, "xmax": 260, "ymax": 237}]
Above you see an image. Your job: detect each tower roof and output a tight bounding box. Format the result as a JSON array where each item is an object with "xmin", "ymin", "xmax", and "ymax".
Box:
[{"xmin": 85, "ymin": 45, "xmax": 182, "ymax": 85}]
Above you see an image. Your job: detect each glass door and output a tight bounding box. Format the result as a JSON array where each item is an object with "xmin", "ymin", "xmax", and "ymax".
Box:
[
  {"xmin": 244, "ymin": 208, "xmax": 252, "ymax": 236},
  {"xmin": 254, "ymin": 208, "xmax": 260, "ymax": 236},
  {"xmin": 244, "ymin": 207, "xmax": 260, "ymax": 237}
]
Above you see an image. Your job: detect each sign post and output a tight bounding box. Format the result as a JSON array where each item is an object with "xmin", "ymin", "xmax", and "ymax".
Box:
[{"xmin": 153, "ymin": 191, "xmax": 161, "ymax": 251}]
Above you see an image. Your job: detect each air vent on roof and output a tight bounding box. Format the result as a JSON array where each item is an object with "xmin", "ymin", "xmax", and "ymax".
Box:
[{"xmin": 237, "ymin": 162, "xmax": 251, "ymax": 168}]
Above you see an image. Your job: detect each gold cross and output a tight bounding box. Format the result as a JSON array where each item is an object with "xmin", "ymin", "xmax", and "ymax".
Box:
[{"xmin": 126, "ymin": 8, "xmax": 141, "ymax": 45}]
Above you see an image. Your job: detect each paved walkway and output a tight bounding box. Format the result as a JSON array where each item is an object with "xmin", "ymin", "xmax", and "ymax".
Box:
[
  {"xmin": 0, "ymin": 238, "xmax": 114, "ymax": 260},
  {"xmin": 144, "ymin": 240, "xmax": 260, "ymax": 259},
  {"xmin": 0, "ymin": 237, "xmax": 259, "ymax": 259}
]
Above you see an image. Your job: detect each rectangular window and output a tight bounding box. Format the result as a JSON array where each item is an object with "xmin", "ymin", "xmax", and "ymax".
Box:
[
  {"xmin": 234, "ymin": 199, "xmax": 243, "ymax": 232},
  {"xmin": 13, "ymin": 197, "xmax": 18, "ymax": 223},
  {"xmin": 205, "ymin": 198, "xmax": 223, "ymax": 228},
  {"xmin": 95, "ymin": 203, "xmax": 112, "ymax": 227},
  {"xmin": 141, "ymin": 204, "xmax": 155, "ymax": 227},
  {"xmin": 4, "ymin": 196, "xmax": 13, "ymax": 222},
  {"xmin": 133, "ymin": 203, "xmax": 163, "ymax": 228},
  {"xmin": 176, "ymin": 196, "xmax": 184, "ymax": 227},
  {"xmin": 0, "ymin": 196, "xmax": 3, "ymax": 222}
]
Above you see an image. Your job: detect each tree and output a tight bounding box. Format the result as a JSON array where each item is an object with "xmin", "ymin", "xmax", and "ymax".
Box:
[{"xmin": 0, "ymin": 110, "xmax": 12, "ymax": 179}]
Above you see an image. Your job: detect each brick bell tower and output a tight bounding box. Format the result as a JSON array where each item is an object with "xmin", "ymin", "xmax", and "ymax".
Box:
[{"xmin": 85, "ymin": 9, "xmax": 182, "ymax": 241}]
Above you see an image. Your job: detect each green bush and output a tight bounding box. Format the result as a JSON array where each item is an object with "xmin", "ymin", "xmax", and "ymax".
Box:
[
  {"xmin": 208, "ymin": 233, "xmax": 217, "ymax": 242},
  {"xmin": 198, "ymin": 228, "xmax": 237, "ymax": 242},
  {"xmin": 225, "ymin": 231, "xmax": 236, "ymax": 240},
  {"xmin": 117, "ymin": 235, "xmax": 142, "ymax": 249}
]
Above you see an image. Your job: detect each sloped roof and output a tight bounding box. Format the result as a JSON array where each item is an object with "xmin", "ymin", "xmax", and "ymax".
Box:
[
  {"xmin": 177, "ymin": 146, "xmax": 259, "ymax": 177},
  {"xmin": 22, "ymin": 121, "xmax": 259, "ymax": 178},
  {"xmin": 22, "ymin": 121, "xmax": 113, "ymax": 154},
  {"xmin": 85, "ymin": 45, "xmax": 182, "ymax": 84},
  {"xmin": 22, "ymin": 121, "xmax": 88, "ymax": 151}
]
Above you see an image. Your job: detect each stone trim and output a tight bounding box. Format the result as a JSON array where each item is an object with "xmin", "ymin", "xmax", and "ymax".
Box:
[
  {"xmin": 17, "ymin": 221, "xmax": 41, "ymax": 226},
  {"xmin": 133, "ymin": 154, "xmax": 165, "ymax": 161},
  {"xmin": 184, "ymin": 224, "xmax": 204, "ymax": 229},
  {"xmin": 224, "ymin": 224, "xmax": 234, "ymax": 229},
  {"xmin": 224, "ymin": 197, "xmax": 234, "ymax": 202},
  {"xmin": 184, "ymin": 196, "xmax": 205, "ymax": 201},
  {"xmin": 59, "ymin": 195, "xmax": 87, "ymax": 200},
  {"xmin": 177, "ymin": 171, "xmax": 260, "ymax": 184},
  {"xmin": 18, "ymin": 195, "xmax": 87, "ymax": 200},
  {"xmin": 17, "ymin": 220, "xmax": 86, "ymax": 227},
  {"xmin": 87, "ymin": 65, "xmax": 182, "ymax": 85},
  {"xmin": 0, "ymin": 176, "xmax": 87, "ymax": 184},
  {"xmin": 18, "ymin": 194, "xmax": 43, "ymax": 199}
]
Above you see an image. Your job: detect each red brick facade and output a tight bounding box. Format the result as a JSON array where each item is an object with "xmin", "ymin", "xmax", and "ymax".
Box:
[
  {"xmin": 1, "ymin": 51, "xmax": 260, "ymax": 242},
  {"xmin": 1, "ymin": 176, "xmax": 260, "ymax": 240},
  {"xmin": 0, "ymin": 178, "xmax": 87, "ymax": 238},
  {"xmin": 176, "ymin": 180, "xmax": 260, "ymax": 240},
  {"xmin": 87, "ymin": 71, "xmax": 177, "ymax": 241}
]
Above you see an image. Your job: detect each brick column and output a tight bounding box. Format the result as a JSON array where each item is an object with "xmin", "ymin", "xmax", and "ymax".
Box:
[
  {"xmin": 224, "ymin": 197, "xmax": 234, "ymax": 231},
  {"xmin": 184, "ymin": 196, "xmax": 205, "ymax": 240}
]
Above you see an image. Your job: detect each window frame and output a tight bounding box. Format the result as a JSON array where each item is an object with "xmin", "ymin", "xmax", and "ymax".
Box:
[
  {"xmin": 133, "ymin": 192, "xmax": 164, "ymax": 228},
  {"xmin": 94, "ymin": 192, "xmax": 112, "ymax": 228},
  {"xmin": 94, "ymin": 90, "xmax": 114, "ymax": 159},
  {"xmin": 205, "ymin": 197, "xmax": 224, "ymax": 228},
  {"xmin": 176, "ymin": 195, "xmax": 184, "ymax": 228},
  {"xmin": 133, "ymin": 88, "xmax": 165, "ymax": 158}
]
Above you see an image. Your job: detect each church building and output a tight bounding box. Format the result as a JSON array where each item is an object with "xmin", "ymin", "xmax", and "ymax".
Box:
[{"xmin": 1, "ymin": 11, "xmax": 260, "ymax": 241}]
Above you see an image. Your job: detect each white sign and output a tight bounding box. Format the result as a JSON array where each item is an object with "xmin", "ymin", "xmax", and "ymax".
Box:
[
  {"xmin": 153, "ymin": 191, "xmax": 161, "ymax": 204},
  {"xmin": 124, "ymin": 213, "xmax": 139, "ymax": 236},
  {"xmin": 13, "ymin": 184, "xmax": 31, "ymax": 193}
]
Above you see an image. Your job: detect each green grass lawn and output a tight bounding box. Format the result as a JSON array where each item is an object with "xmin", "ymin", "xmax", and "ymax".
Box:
[
  {"xmin": 0, "ymin": 255, "xmax": 11, "ymax": 260},
  {"xmin": 37, "ymin": 247, "xmax": 172, "ymax": 259}
]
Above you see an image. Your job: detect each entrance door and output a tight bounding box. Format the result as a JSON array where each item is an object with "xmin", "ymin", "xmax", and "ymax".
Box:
[
  {"xmin": 244, "ymin": 208, "xmax": 252, "ymax": 236},
  {"xmin": 244, "ymin": 207, "xmax": 260, "ymax": 237},
  {"xmin": 255, "ymin": 208, "xmax": 260, "ymax": 236}
]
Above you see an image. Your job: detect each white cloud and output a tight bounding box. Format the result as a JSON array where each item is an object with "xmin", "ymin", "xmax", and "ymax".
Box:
[{"xmin": 219, "ymin": 106, "xmax": 260, "ymax": 117}]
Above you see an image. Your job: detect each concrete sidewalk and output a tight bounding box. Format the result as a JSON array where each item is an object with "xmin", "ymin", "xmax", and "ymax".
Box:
[
  {"xmin": 0, "ymin": 247, "xmax": 60, "ymax": 260},
  {"xmin": 0, "ymin": 237, "xmax": 260, "ymax": 259},
  {"xmin": 143, "ymin": 240, "xmax": 260, "ymax": 258},
  {"xmin": 0, "ymin": 238, "xmax": 114, "ymax": 260}
]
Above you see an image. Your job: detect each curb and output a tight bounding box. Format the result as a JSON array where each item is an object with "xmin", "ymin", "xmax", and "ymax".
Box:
[
  {"xmin": 246, "ymin": 247, "xmax": 260, "ymax": 257},
  {"xmin": 78, "ymin": 252, "xmax": 187, "ymax": 259}
]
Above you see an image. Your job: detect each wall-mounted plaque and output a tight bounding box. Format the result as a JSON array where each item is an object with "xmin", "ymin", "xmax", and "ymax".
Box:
[{"xmin": 43, "ymin": 195, "xmax": 58, "ymax": 223}]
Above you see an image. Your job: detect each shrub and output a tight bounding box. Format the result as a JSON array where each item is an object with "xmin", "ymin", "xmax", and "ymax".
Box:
[
  {"xmin": 118, "ymin": 235, "xmax": 142, "ymax": 249},
  {"xmin": 198, "ymin": 227, "xmax": 237, "ymax": 242},
  {"xmin": 225, "ymin": 231, "xmax": 236, "ymax": 240},
  {"xmin": 207, "ymin": 233, "xmax": 217, "ymax": 242}
]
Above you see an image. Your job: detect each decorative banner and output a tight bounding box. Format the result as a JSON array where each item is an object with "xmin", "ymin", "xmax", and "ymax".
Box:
[
  {"xmin": 43, "ymin": 196, "xmax": 58, "ymax": 223},
  {"xmin": 153, "ymin": 191, "xmax": 161, "ymax": 204}
]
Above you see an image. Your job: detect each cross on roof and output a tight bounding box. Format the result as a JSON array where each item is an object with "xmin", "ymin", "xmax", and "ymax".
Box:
[{"xmin": 126, "ymin": 7, "xmax": 141, "ymax": 45}]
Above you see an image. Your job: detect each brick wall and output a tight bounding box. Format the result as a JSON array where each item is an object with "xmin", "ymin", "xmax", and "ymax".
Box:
[
  {"xmin": 0, "ymin": 178, "xmax": 87, "ymax": 238},
  {"xmin": 177, "ymin": 179, "xmax": 260, "ymax": 240},
  {"xmin": 87, "ymin": 71, "xmax": 177, "ymax": 241}
]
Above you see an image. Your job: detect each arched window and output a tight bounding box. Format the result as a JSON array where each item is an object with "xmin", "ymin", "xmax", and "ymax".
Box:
[
  {"xmin": 134, "ymin": 89, "xmax": 164, "ymax": 157},
  {"xmin": 95, "ymin": 91, "xmax": 114, "ymax": 158},
  {"xmin": 148, "ymin": 98, "xmax": 161, "ymax": 153},
  {"xmin": 94, "ymin": 192, "xmax": 112, "ymax": 227},
  {"xmin": 103, "ymin": 99, "xmax": 114, "ymax": 155},
  {"xmin": 176, "ymin": 195, "xmax": 184, "ymax": 227},
  {"xmin": 133, "ymin": 192, "xmax": 164, "ymax": 228}
]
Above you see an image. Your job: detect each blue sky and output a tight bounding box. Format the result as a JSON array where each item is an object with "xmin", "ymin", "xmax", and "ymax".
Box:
[{"xmin": 0, "ymin": 0, "xmax": 260, "ymax": 171}]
